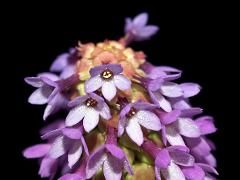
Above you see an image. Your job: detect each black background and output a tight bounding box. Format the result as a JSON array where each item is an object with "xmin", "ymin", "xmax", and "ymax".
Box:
[{"xmin": 3, "ymin": 1, "xmax": 234, "ymax": 179}]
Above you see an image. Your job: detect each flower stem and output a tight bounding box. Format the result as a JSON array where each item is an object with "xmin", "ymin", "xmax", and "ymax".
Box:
[
  {"xmin": 141, "ymin": 138, "xmax": 161, "ymax": 159},
  {"xmin": 106, "ymin": 126, "xmax": 118, "ymax": 145}
]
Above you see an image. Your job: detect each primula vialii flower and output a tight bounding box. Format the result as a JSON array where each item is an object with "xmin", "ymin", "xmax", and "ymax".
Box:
[{"xmin": 23, "ymin": 12, "xmax": 218, "ymax": 180}]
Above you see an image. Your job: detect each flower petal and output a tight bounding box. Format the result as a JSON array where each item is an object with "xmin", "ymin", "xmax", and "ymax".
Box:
[
  {"xmin": 99, "ymin": 102, "xmax": 111, "ymax": 120},
  {"xmin": 138, "ymin": 25, "xmax": 159, "ymax": 38},
  {"xmin": 181, "ymin": 108, "xmax": 203, "ymax": 117},
  {"xmin": 90, "ymin": 64, "xmax": 123, "ymax": 77},
  {"xmin": 86, "ymin": 146, "xmax": 107, "ymax": 179},
  {"xmin": 66, "ymin": 105, "xmax": 86, "ymax": 127},
  {"xmin": 160, "ymin": 82, "xmax": 183, "ymax": 98},
  {"xmin": 68, "ymin": 95, "xmax": 88, "ymax": 108},
  {"xmin": 85, "ymin": 75, "xmax": 103, "ymax": 93},
  {"xmin": 103, "ymin": 155, "xmax": 123, "ymax": 180},
  {"xmin": 60, "ymin": 65, "xmax": 76, "ymax": 79},
  {"xmin": 181, "ymin": 164, "xmax": 205, "ymax": 180},
  {"xmin": 180, "ymin": 83, "xmax": 201, "ymax": 98},
  {"xmin": 118, "ymin": 117, "xmax": 127, "ymax": 137},
  {"xmin": 83, "ymin": 107, "xmax": 99, "ymax": 132},
  {"xmin": 133, "ymin": 12, "xmax": 148, "ymax": 28},
  {"xmin": 59, "ymin": 173, "xmax": 83, "ymax": 180},
  {"xmin": 159, "ymin": 110, "xmax": 181, "ymax": 125},
  {"xmin": 166, "ymin": 126, "xmax": 186, "ymax": 146},
  {"xmin": 48, "ymin": 136, "xmax": 68, "ymax": 159},
  {"xmin": 155, "ymin": 149, "xmax": 171, "ymax": 168},
  {"xmin": 105, "ymin": 144, "xmax": 125, "ymax": 160},
  {"xmin": 38, "ymin": 72, "xmax": 60, "ymax": 81},
  {"xmin": 62, "ymin": 127, "xmax": 83, "ymax": 140},
  {"xmin": 169, "ymin": 149, "xmax": 195, "ymax": 167},
  {"xmin": 195, "ymin": 116, "xmax": 217, "ymax": 135},
  {"xmin": 136, "ymin": 110, "xmax": 161, "ymax": 131},
  {"xmin": 24, "ymin": 77, "xmax": 43, "ymax": 87},
  {"xmin": 50, "ymin": 53, "xmax": 69, "ymax": 72},
  {"xmin": 161, "ymin": 161, "xmax": 186, "ymax": 180},
  {"xmin": 102, "ymin": 81, "xmax": 117, "ymax": 101},
  {"xmin": 126, "ymin": 118, "xmax": 144, "ymax": 146},
  {"xmin": 39, "ymin": 157, "xmax": 57, "ymax": 178},
  {"xmin": 23, "ymin": 144, "xmax": 51, "ymax": 158},
  {"xmin": 28, "ymin": 86, "xmax": 52, "ymax": 104},
  {"xmin": 68, "ymin": 141, "xmax": 83, "ymax": 168},
  {"xmin": 150, "ymin": 91, "xmax": 172, "ymax": 112},
  {"xmin": 176, "ymin": 118, "xmax": 200, "ymax": 138},
  {"xmin": 114, "ymin": 74, "xmax": 131, "ymax": 91},
  {"xmin": 185, "ymin": 137, "xmax": 211, "ymax": 157},
  {"xmin": 197, "ymin": 163, "xmax": 218, "ymax": 175},
  {"xmin": 155, "ymin": 166, "xmax": 162, "ymax": 180}
]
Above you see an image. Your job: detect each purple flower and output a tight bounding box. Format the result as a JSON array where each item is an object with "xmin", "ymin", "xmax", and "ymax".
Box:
[
  {"xmin": 157, "ymin": 110, "xmax": 201, "ymax": 146},
  {"xmin": 23, "ymin": 144, "xmax": 58, "ymax": 178},
  {"xmin": 141, "ymin": 62, "xmax": 182, "ymax": 80},
  {"xmin": 125, "ymin": 12, "xmax": 159, "ymax": 41},
  {"xmin": 25, "ymin": 73, "xmax": 69, "ymax": 120},
  {"xmin": 40, "ymin": 121, "xmax": 89, "ymax": 169},
  {"xmin": 148, "ymin": 78, "xmax": 184, "ymax": 112},
  {"xmin": 85, "ymin": 64, "xmax": 131, "ymax": 101},
  {"xmin": 65, "ymin": 93, "xmax": 111, "ymax": 132},
  {"xmin": 154, "ymin": 146, "xmax": 195, "ymax": 180},
  {"xmin": 118, "ymin": 101, "xmax": 161, "ymax": 146},
  {"xmin": 86, "ymin": 144, "xmax": 133, "ymax": 180},
  {"xmin": 50, "ymin": 48, "xmax": 78, "ymax": 79}
]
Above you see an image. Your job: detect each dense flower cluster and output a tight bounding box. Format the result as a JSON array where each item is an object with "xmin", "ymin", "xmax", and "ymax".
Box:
[{"xmin": 23, "ymin": 13, "xmax": 218, "ymax": 180}]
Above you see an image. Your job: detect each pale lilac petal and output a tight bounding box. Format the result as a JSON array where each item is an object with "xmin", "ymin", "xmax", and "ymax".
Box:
[
  {"xmin": 62, "ymin": 127, "xmax": 82, "ymax": 140},
  {"xmin": 23, "ymin": 144, "xmax": 51, "ymax": 158},
  {"xmin": 136, "ymin": 110, "xmax": 161, "ymax": 131},
  {"xmin": 114, "ymin": 74, "xmax": 131, "ymax": 91},
  {"xmin": 162, "ymin": 126, "xmax": 167, "ymax": 145},
  {"xmin": 159, "ymin": 110, "xmax": 181, "ymax": 125},
  {"xmin": 102, "ymin": 81, "xmax": 117, "ymax": 101},
  {"xmin": 133, "ymin": 101, "xmax": 157, "ymax": 110},
  {"xmin": 40, "ymin": 120, "xmax": 65, "ymax": 135},
  {"xmin": 204, "ymin": 173, "xmax": 216, "ymax": 180},
  {"xmin": 204, "ymin": 154, "xmax": 217, "ymax": 167},
  {"xmin": 38, "ymin": 72, "xmax": 60, "ymax": 81},
  {"xmin": 185, "ymin": 137, "xmax": 211, "ymax": 156},
  {"xmin": 150, "ymin": 91, "xmax": 172, "ymax": 112},
  {"xmin": 180, "ymin": 83, "xmax": 201, "ymax": 98},
  {"xmin": 181, "ymin": 108, "xmax": 203, "ymax": 117},
  {"xmin": 28, "ymin": 87, "xmax": 52, "ymax": 104},
  {"xmin": 85, "ymin": 75, "xmax": 103, "ymax": 93},
  {"xmin": 160, "ymin": 82, "xmax": 183, "ymax": 98},
  {"xmin": 155, "ymin": 166, "xmax": 162, "ymax": 180},
  {"xmin": 197, "ymin": 163, "xmax": 218, "ymax": 175},
  {"xmin": 48, "ymin": 136, "xmax": 68, "ymax": 158},
  {"xmin": 133, "ymin": 12, "xmax": 148, "ymax": 28},
  {"xmin": 105, "ymin": 144, "xmax": 125, "ymax": 160},
  {"xmin": 155, "ymin": 149, "xmax": 171, "ymax": 168},
  {"xmin": 138, "ymin": 26, "xmax": 159, "ymax": 38},
  {"xmin": 124, "ymin": 18, "xmax": 133, "ymax": 32},
  {"xmin": 83, "ymin": 108, "xmax": 99, "ymax": 132},
  {"xmin": 119, "ymin": 104, "xmax": 132, "ymax": 118},
  {"xmin": 169, "ymin": 149, "xmax": 195, "ymax": 166},
  {"xmin": 181, "ymin": 164, "xmax": 205, "ymax": 180},
  {"xmin": 86, "ymin": 146, "xmax": 107, "ymax": 179},
  {"xmin": 175, "ymin": 118, "xmax": 201, "ymax": 138},
  {"xmin": 66, "ymin": 105, "xmax": 86, "ymax": 127},
  {"xmin": 80, "ymin": 136, "xmax": 89, "ymax": 156},
  {"xmin": 50, "ymin": 53, "xmax": 69, "ymax": 72},
  {"xmin": 60, "ymin": 65, "xmax": 76, "ymax": 79},
  {"xmin": 172, "ymin": 100, "xmax": 191, "ymax": 110},
  {"xmin": 68, "ymin": 95, "xmax": 88, "ymax": 108},
  {"xmin": 39, "ymin": 157, "xmax": 57, "ymax": 178},
  {"xmin": 166, "ymin": 126, "xmax": 186, "ymax": 146},
  {"xmin": 99, "ymin": 102, "xmax": 111, "ymax": 120},
  {"xmin": 161, "ymin": 161, "xmax": 186, "ymax": 180},
  {"xmin": 103, "ymin": 156, "xmax": 123, "ymax": 180},
  {"xmin": 41, "ymin": 128, "xmax": 63, "ymax": 140},
  {"xmin": 167, "ymin": 145, "xmax": 190, "ymax": 153},
  {"xmin": 43, "ymin": 104, "xmax": 55, "ymax": 121},
  {"xmin": 68, "ymin": 141, "xmax": 83, "ymax": 168},
  {"xmin": 25, "ymin": 77, "xmax": 43, "ymax": 87},
  {"xmin": 195, "ymin": 116, "xmax": 217, "ymax": 135},
  {"xmin": 118, "ymin": 117, "xmax": 127, "ymax": 137},
  {"xmin": 126, "ymin": 118, "xmax": 144, "ymax": 146},
  {"xmin": 59, "ymin": 173, "xmax": 83, "ymax": 180}
]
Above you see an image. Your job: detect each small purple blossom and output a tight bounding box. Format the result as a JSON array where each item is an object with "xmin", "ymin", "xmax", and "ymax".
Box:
[
  {"xmin": 124, "ymin": 12, "xmax": 159, "ymax": 41},
  {"xmin": 65, "ymin": 93, "xmax": 111, "ymax": 132},
  {"xmin": 50, "ymin": 48, "xmax": 78, "ymax": 79},
  {"xmin": 118, "ymin": 101, "xmax": 161, "ymax": 146},
  {"xmin": 86, "ymin": 127, "xmax": 133, "ymax": 180},
  {"xmin": 85, "ymin": 64, "xmax": 131, "ymax": 101}
]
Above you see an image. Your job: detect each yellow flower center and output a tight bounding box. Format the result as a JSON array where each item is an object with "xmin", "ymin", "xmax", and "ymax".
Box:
[{"xmin": 101, "ymin": 69, "xmax": 113, "ymax": 80}]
